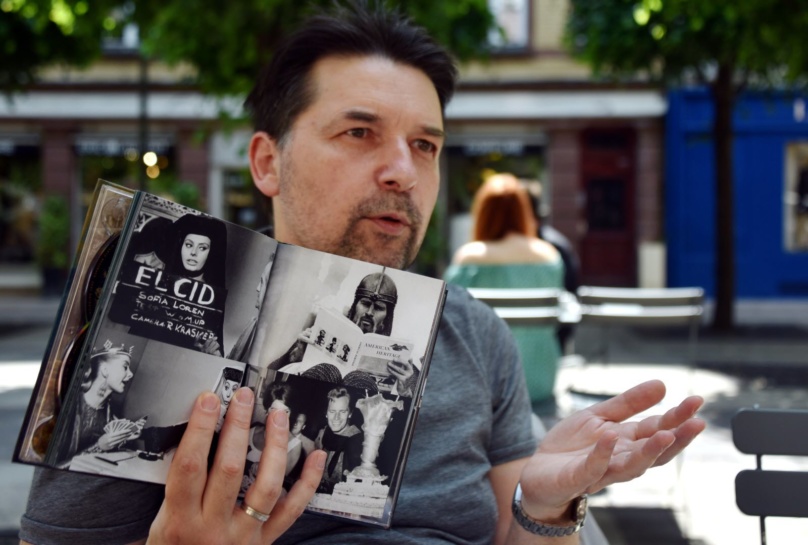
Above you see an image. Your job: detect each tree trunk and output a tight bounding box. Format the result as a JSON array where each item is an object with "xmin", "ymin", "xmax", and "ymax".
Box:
[{"xmin": 711, "ymin": 64, "xmax": 736, "ymax": 331}]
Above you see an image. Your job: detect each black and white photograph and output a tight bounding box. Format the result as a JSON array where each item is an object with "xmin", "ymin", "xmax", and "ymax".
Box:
[
  {"xmin": 17, "ymin": 181, "xmax": 134, "ymax": 464},
  {"xmin": 246, "ymin": 371, "xmax": 410, "ymax": 523},
  {"xmin": 251, "ymin": 244, "xmax": 445, "ymax": 399},
  {"xmin": 50, "ymin": 322, "xmax": 246, "ymax": 484},
  {"xmin": 107, "ymin": 194, "xmax": 278, "ymax": 359}
]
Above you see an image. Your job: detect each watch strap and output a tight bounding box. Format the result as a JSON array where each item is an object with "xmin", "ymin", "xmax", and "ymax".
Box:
[{"xmin": 511, "ymin": 483, "xmax": 587, "ymax": 537}]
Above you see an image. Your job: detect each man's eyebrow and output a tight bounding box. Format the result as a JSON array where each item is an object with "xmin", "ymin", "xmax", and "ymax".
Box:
[
  {"xmin": 340, "ymin": 109, "xmax": 446, "ymax": 139},
  {"xmin": 423, "ymin": 126, "xmax": 446, "ymax": 140},
  {"xmin": 343, "ymin": 109, "xmax": 380, "ymax": 123}
]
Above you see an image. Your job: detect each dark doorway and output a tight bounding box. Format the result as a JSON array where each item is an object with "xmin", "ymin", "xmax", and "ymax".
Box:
[{"xmin": 579, "ymin": 128, "xmax": 636, "ymax": 286}]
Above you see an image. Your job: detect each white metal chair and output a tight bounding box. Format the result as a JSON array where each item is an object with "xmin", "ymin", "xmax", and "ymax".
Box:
[
  {"xmin": 576, "ymin": 286, "xmax": 704, "ymax": 365},
  {"xmin": 467, "ymin": 287, "xmax": 564, "ymax": 327}
]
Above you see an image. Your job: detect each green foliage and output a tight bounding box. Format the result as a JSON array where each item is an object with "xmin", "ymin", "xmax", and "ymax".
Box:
[
  {"xmin": 412, "ymin": 205, "xmax": 445, "ymax": 277},
  {"xmin": 146, "ymin": 177, "xmax": 200, "ymax": 209},
  {"xmin": 2, "ymin": 0, "xmax": 496, "ymax": 96},
  {"xmin": 36, "ymin": 194, "xmax": 70, "ymax": 269},
  {"xmin": 564, "ymin": 0, "xmax": 808, "ymax": 88},
  {"xmin": 0, "ymin": 0, "xmax": 124, "ymax": 91},
  {"xmin": 137, "ymin": 0, "xmax": 495, "ymax": 97}
]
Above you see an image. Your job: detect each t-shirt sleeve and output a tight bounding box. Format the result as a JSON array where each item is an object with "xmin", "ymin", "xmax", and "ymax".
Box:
[{"xmin": 19, "ymin": 467, "xmax": 164, "ymax": 545}]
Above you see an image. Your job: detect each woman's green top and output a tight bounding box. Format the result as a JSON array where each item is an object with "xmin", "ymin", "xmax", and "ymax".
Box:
[{"xmin": 443, "ymin": 260, "xmax": 564, "ymax": 404}]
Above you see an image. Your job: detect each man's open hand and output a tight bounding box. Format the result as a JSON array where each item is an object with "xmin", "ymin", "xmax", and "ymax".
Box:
[{"xmin": 517, "ymin": 380, "xmax": 705, "ymax": 521}]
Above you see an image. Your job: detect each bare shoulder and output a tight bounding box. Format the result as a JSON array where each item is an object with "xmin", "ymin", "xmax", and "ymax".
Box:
[
  {"xmin": 528, "ymin": 238, "xmax": 561, "ymax": 263},
  {"xmin": 451, "ymin": 241, "xmax": 489, "ymax": 265}
]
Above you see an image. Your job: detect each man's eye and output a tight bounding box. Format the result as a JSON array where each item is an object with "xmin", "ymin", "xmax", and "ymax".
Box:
[
  {"xmin": 346, "ymin": 128, "xmax": 368, "ymax": 138},
  {"xmin": 415, "ymin": 139, "xmax": 438, "ymax": 153}
]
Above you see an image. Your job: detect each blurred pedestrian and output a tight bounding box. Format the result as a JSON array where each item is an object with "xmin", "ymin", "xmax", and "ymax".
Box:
[{"xmin": 445, "ymin": 173, "xmax": 564, "ymax": 407}]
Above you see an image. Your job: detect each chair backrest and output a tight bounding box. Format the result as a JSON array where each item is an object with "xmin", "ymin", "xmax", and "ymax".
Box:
[
  {"xmin": 577, "ymin": 286, "xmax": 704, "ymax": 327},
  {"xmin": 732, "ymin": 408, "xmax": 808, "ymax": 542},
  {"xmin": 468, "ymin": 287, "xmax": 561, "ymax": 327},
  {"xmin": 577, "ymin": 286, "xmax": 704, "ymax": 307},
  {"xmin": 467, "ymin": 287, "xmax": 563, "ymax": 308}
]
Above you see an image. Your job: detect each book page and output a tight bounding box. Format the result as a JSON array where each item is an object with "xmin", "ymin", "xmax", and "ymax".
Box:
[
  {"xmin": 41, "ymin": 191, "xmax": 276, "ymax": 484},
  {"xmin": 15, "ymin": 180, "xmax": 134, "ymax": 464},
  {"xmin": 299, "ymin": 306, "xmax": 364, "ymax": 372},
  {"xmin": 105, "ymin": 194, "xmax": 278, "ymax": 361},
  {"xmin": 243, "ymin": 242, "xmax": 446, "ymax": 528},
  {"xmin": 353, "ymin": 333, "xmax": 413, "ymax": 381}
]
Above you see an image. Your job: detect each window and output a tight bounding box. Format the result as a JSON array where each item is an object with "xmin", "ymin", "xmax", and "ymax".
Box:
[
  {"xmin": 487, "ymin": 0, "xmax": 530, "ymax": 52},
  {"xmin": 785, "ymin": 142, "xmax": 808, "ymax": 252}
]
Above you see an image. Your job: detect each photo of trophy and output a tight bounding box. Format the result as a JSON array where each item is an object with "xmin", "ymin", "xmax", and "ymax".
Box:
[{"xmin": 350, "ymin": 393, "xmax": 404, "ymax": 479}]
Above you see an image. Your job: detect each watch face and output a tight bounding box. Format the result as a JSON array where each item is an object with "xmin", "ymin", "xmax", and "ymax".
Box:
[
  {"xmin": 82, "ymin": 233, "xmax": 120, "ymax": 323},
  {"xmin": 574, "ymin": 494, "xmax": 588, "ymax": 523}
]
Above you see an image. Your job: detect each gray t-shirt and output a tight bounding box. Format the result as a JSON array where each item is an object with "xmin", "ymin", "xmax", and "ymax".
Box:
[{"xmin": 20, "ymin": 285, "xmax": 537, "ymax": 545}]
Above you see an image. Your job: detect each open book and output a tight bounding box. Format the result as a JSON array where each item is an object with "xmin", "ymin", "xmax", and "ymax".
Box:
[{"xmin": 14, "ymin": 180, "xmax": 447, "ymax": 529}]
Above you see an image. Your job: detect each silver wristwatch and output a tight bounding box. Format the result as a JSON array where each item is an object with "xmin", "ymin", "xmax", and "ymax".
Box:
[{"xmin": 511, "ymin": 483, "xmax": 587, "ymax": 537}]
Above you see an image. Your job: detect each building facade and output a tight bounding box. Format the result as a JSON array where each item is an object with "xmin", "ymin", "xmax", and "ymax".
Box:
[{"xmin": 0, "ymin": 0, "xmax": 666, "ymax": 291}]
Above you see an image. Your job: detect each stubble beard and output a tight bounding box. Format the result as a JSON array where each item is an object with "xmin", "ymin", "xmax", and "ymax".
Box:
[
  {"xmin": 339, "ymin": 197, "xmax": 423, "ymax": 269},
  {"xmin": 279, "ymin": 158, "xmax": 424, "ymax": 270}
]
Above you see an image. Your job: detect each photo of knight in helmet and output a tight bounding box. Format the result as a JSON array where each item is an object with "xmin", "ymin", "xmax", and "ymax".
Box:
[{"xmin": 253, "ymin": 247, "xmax": 444, "ymax": 400}]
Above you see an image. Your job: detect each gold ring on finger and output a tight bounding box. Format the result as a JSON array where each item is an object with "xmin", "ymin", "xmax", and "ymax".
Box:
[{"xmin": 240, "ymin": 502, "xmax": 271, "ymax": 523}]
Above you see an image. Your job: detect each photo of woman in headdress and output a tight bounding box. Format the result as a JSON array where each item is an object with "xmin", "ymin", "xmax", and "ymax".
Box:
[{"xmin": 56, "ymin": 340, "xmax": 145, "ymax": 465}]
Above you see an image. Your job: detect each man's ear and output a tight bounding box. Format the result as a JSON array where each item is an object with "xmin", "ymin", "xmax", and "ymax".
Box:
[{"xmin": 249, "ymin": 131, "xmax": 281, "ymax": 198}]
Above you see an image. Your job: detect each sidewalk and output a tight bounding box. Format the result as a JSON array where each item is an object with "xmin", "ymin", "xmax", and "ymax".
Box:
[
  {"xmin": 2, "ymin": 295, "xmax": 808, "ymax": 544},
  {"xmin": 552, "ymin": 301, "xmax": 808, "ymax": 545}
]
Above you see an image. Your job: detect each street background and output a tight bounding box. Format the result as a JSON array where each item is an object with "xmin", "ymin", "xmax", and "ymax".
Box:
[{"xmin": 2, "ymin": 295, "xmax": 808, "ymax": 544}]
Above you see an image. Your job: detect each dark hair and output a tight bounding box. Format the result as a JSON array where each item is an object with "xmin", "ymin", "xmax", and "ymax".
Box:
[
  {"xmin": 244, "ymin": 0, "xmax": 457, "ymax": 143},
  {"xmin": 263, "ymin": 382, "xmax": 292, "ymax": 411},
  {"xmin": 166, "ymin": 213, "xmax": 228, "ymax": 286}
]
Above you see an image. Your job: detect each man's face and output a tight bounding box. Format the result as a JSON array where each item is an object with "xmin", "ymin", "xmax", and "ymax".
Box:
[
  {"xmin": 253, "ymin": 55, "xmax": 444, "ymax": 269},
  {"xmin": 291, "ymin": 413, "xmax": 307, "ymax": 436},
  {"xmin": 326, "ymin": 395, "xmax": 351, "ymax": 434},
  {"xmin": 353, "ymin": 297, "xmax": 388, "ymax": 333}
]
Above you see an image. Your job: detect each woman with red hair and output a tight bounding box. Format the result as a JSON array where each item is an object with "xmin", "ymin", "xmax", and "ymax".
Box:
[{"xmin": 444, "ymin": 173, "xmax": 564, "ymax": 408}]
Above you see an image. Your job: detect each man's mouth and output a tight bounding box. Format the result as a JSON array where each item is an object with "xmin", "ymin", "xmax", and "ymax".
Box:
[
  {"xmin": 359, "ymin": 318, "xmax": 374, "ymax": 331},
  {"xmin": 367, "ymin": 213, "xmax": 411, "ymax": 235}
]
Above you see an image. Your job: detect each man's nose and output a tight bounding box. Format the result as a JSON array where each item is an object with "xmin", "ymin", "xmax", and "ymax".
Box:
[{"xmin": 377, "ymin": 139, "xmax": 417, "ymax": 192}]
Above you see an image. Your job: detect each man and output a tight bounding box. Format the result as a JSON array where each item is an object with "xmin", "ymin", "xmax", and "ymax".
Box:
[
  {"xmin": 271, "ymin": 269, "xmax": 416, "ymax": 395},
  {"xmin": 288, "ymin": 412, "xmax": 315, "ymax": 467},
  {"xmin": 348, "ymin": 271, "xmax": 397, "ymax": 335},
  {"xmin": 313, "ymin": 388, "xmax": 363, "ymax": 493},
  {"xmin": 20, "ymin": 3, "xmax": 705, "ymax": 545}
]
